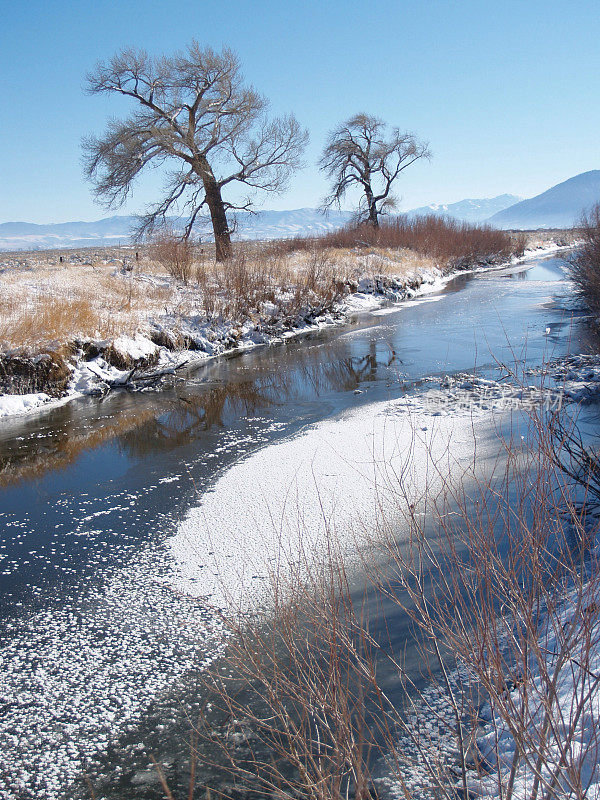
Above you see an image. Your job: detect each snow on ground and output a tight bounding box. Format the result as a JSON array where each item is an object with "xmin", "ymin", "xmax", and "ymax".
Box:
[
  {"xmin": 110, "ymin": 333, "xmax": 159, "ymax": 362},
  {"xmin": 0, "ymin": 392, "xmax": 54, "ymax": 418},
  {"xmin": 473, "ymin": 581, "xmax": 600, "ymax": 799},
  {"xmin": 551, "ymin": 353, "xmax": 600, "ymax": 404},
  {"xmin": 168, "ymin": 396, "xmax": 498, "ymax": 613},
  {"xmin": 380, "ymin": 580, "xmax": 600, "ymax": 800},
  {"xmin": 0, "ymin": 240, "xmax": 585, "ymax": 797}
]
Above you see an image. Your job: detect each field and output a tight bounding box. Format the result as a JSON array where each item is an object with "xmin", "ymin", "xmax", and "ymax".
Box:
[
  {"xmin": 0, "ymin": 242, "xmax": 437, "ymax": 352},
  {"xmin": 0, "ymin": 217, "xmax": 569, "ymax": 355}
]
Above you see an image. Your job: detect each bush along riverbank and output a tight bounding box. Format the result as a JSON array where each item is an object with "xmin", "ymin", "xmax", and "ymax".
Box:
[
  {"xmin": 0, "ymin": 225, "xmax": 568, "ymax": 419},
  {"xmin": 567, "ymin": 204, "xmax": 600, "ymax": 316}
]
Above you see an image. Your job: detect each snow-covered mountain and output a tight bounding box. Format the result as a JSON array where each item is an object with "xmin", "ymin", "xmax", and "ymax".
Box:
[
  {"xmin": 488, "ymin": 171, "xmax": 600, "ymax": 229},
  {"xmin": 405, "ymin": 195, "xmax": 521, "ymax": 224},
  {"xmin": 0, "ymin": 209, "xmax": 353, "ymax": 251},
  {"xmin": 0, "ymin": 216, "xmax": 139, "ymax": 251},
  {"xmin": 233, "ymin": 208, "xmax": 353, "ymax": 240}
]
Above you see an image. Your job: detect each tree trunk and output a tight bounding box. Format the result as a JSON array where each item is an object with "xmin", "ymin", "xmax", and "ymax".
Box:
[
  {"xmin": 205, "ymin": 181, "xmax": 231, "ymax": 261},
  {"xmin": 368, "ymin": 201, "xmax": 379, "ymax": 227},
  {"xmin": 365, "ymin": 184, "xmax": 379, "ymax": 227},
  {"xmin": 195, "ymin": 157, "xmax": 232, "ymax": 261}
]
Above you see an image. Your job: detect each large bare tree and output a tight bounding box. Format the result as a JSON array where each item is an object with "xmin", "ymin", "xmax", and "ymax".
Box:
[
  {"xmin": 319, "ymin": 113, "xmax": 430, "ymax": 227},
  {"xmin": 83, "ymin": 43, "xmax": 308, "ymax": 260}
]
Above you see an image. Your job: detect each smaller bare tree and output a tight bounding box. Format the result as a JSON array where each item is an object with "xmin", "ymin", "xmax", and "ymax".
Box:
[{"xmin": 319, "ymin": 113, "xmax": 430, "ymax": 227}]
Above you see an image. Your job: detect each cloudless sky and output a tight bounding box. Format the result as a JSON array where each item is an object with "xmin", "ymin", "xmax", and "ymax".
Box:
[{"xmin": 1, "ymin": 0, "xmax": 599, "ymax": 223}]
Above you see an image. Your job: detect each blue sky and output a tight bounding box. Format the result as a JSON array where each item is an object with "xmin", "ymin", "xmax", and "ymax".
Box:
[{"xmin": 0, "ymin": 0, "xmax": 598, "ymax": 223}]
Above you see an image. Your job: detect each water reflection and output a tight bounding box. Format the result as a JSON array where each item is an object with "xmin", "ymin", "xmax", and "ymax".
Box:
[{"xmin": 0, "ymin": 334, "xmax": 401, "ymax": 486}]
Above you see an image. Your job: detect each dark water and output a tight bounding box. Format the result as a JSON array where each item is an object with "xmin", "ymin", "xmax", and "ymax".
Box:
[{"xmin": 0, "ymin": 253, "xmax": 594, "ymax": 798}]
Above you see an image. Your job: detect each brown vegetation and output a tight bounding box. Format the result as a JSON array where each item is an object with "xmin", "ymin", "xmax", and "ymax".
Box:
[
  {"xmin": 0, "ymin": 218, "xmax": 533, "ymax": 387},
  {"xmin": 568, "ymin": 204, "xmax": 600, "ymax": 311},
  {"xmin": 0, "ymin": 295, "xmax": 101, "ymax": 352},
  {"xmin": 265, "ymin": 215, "xmax": 524, "ymax": 270},
  {"xmin": 152, "ymin": 230, "xmax": 196, "ymax": 285}
]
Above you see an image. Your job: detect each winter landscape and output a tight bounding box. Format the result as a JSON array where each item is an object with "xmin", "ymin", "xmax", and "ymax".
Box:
[{"xmin": 2, "ymin": 3, "xmax": 600, "ymax": 800}]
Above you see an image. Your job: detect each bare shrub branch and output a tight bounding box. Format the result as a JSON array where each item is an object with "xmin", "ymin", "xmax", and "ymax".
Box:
[
  {"xmin": 152, "ymin": 227, "xmax": 195, "ymax": 284},
  {"xmin": 567, "ymin": 205, "xmax": 600, "ymax": 311}
]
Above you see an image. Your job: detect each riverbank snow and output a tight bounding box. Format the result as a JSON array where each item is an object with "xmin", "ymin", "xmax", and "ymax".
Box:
[
  {"xmin": 0, "ymin": 243, "xmax": 570, "ymax": 421},
  {"xmin": 0, "ymin": 392, "xmax": 55, "ymax": 418},
  {"xmin": 472, "ymin": 580, "xmax": 600, "ymax": 799}
]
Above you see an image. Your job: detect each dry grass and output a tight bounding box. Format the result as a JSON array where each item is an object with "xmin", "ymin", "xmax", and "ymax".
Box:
[
  {"xmin": 0, "ymin": 296, "xmax": 102, "ymax": 350},
  {"xmin": 0, "ymin": 218, "xmax": 538, "ymax": 356},
  {"xmin": 153, "ymin": 230, "xmax": 195, "ymax": 285},
  {"xmin": 0, "ymin": 246, "xmax": 183, "ymax": 351},
  {"xmin": 0, "ymin": 242, "xmax": 418, "ymax": 353}
]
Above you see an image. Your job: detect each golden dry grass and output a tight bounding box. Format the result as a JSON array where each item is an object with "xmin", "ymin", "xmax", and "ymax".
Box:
[
  {"xmin": 0, "ymin": 246, "xmax": 185, "ymax": 350},
  {"xmin": 0, "ymin": 242, "xmax": 433, "ymax": 352},
  {"xmin": 0, "ymin": 296, "xmax": 102, "ymax": 350},
  {"xmin": 0, "ymin": 234, "xmax": 480, "ymax": 354}
]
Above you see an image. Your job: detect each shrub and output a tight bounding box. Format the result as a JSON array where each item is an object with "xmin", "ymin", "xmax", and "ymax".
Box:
[
  {"xmin": 261, "ymin": 215, "xmax": 518, "ymax": 272},
  {"xmin": 152, "ymin": 230, "xmax": 195, "ymax": 285},
  {"xmin": 568, "ymin": 205, "xmax": 600, "ymax": 311}
]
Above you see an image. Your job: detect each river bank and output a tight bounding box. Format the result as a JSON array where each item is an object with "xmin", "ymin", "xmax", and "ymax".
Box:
[{"xmin": 0, "ymin": 239, "xmax": 570, "ymax": 421}]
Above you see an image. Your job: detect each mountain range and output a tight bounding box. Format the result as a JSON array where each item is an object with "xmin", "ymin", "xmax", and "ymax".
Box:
[
  {"xmin": 0, "ymin": 209, "xmax": 353, "ymax": 252},
  {"xmin": 405, "ymin": 194, "xmax": 521, "ymax": 224},
  {"xmin": 489, "ymin": 170, "xmax": 600, "ymax": 229},
  {"xmin": 1, "ymin": 171, "xmax": 599, "ymax": 251}
]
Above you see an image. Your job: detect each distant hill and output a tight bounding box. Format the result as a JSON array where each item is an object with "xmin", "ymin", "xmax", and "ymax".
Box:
[
  {"xmin": 489, "ymin": 170, "xmax": 600, "ymax": 229},
  {"xmin": 405, "ymin": 195, "xmax": 521, "ymax": 224},
  {"xmin": 0, "ymin": 216, "xmax": 139, "ymax": 251},
  {"xmin": 4, "ymin": 175, "xmax": 595, "ymax": 251},
  {"xmin": 233, "ymin": 208, "xmax": 353, "ymax": 240},
  {"xmin": 0, "ymin": 209, "xmax": 353, "ymax": 252}
]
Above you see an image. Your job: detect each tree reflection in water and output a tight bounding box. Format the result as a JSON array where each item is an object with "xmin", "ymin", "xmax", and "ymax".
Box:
[{"xmin": 0, "ymin": 335, "xmax": 400, "ymax": 486}]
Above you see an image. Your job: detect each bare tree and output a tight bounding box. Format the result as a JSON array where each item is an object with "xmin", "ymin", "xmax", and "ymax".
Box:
[
  {"xmin": 83, "ymin": 43, "xmax": 308, "ymax": 261},
  {"xmin": 319, "ymin": 113, "xmax": 430, "ymax": 227}
]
